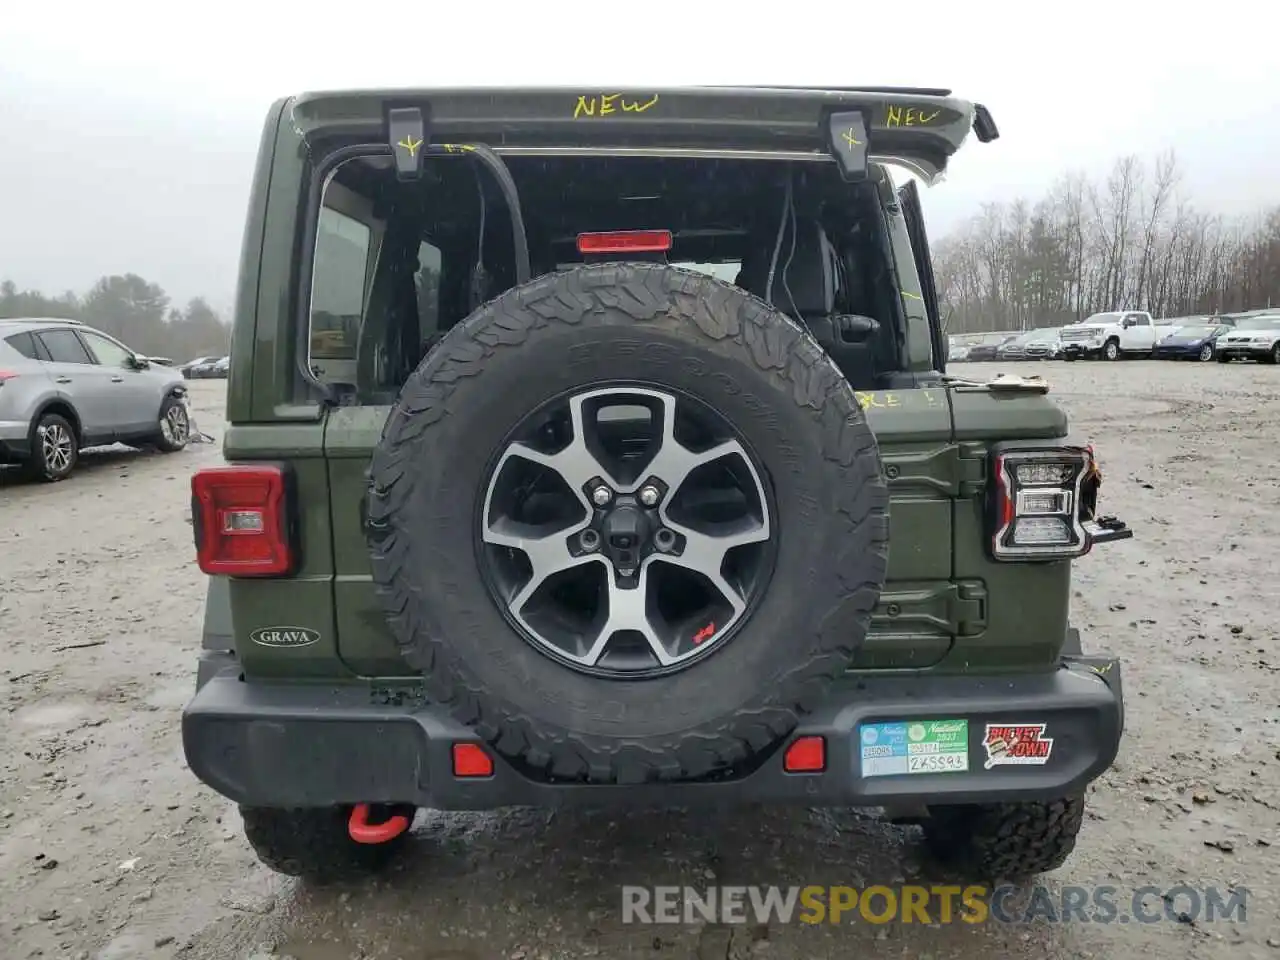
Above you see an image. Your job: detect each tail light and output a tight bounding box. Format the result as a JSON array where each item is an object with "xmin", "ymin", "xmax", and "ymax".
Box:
[
  {"xmin": 0, "ymin": 370, "xmax": 19, "ymax": 385},
  {"xmin": 989, "ymin": 448, "xmax": 1091, "ymax": 561},
  {"xmin": 577, "ymin": 230, "xmax": 673, "ymax": 254},
  {"xmin": 191, "ymin": 464, "xmax": 295, "ymax": 576}
]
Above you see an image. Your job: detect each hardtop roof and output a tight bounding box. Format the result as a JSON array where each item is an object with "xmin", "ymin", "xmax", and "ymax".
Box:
[{"xmin": 287, "ymin": 85, "xmax": 997, "ymax": 185}]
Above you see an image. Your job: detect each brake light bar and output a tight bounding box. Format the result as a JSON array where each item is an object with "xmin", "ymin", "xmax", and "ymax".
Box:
[
  {"xmin": 577, "ymin": 230, "xmax": 672, "ymax": 254},
  {"xmin": 191, "ymin": 464, "xmax": 294, "ymax": 577},
  {"xmin": 989, "ymin": 448, "xmax": 1091, "ymax": 561}
]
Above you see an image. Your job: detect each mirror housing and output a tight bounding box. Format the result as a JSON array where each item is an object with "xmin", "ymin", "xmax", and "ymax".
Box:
[{"xmin": 128, "ymin": 355, "xmax": 151, "ymax": 370}]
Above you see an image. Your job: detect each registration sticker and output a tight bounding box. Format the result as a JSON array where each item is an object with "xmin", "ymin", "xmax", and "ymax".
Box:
[{"xmin": 859, "ymin": 719, "xmax": 969, "ymax": 777}]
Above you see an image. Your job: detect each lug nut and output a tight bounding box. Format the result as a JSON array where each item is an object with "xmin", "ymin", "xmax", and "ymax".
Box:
[
  {"xmin": 653, "ymin": 528, "xmax": 676, "ymax": 553},
  {"xmin": 639, "ymin": 485, "xmax": 660, "ymax": 507},
  {"xmin": 591, "ymin": 485, "xmax": 613, "ymax": 507},
  {"xmin": 578, "ymin": 529, "xmax": 601, "ymax": 552}
]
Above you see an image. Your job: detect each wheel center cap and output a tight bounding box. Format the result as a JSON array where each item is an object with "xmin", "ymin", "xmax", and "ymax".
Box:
[{"xmin": 599, "ymin": 499, "xmax": 653, "ymax": 576}]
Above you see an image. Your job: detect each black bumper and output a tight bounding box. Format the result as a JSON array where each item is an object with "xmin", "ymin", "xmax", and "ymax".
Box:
[
  {"xmin": 1059, "ymin": 344, "xmax": 1096, "ymax": 359},
  {"xmin": 184, "ymin": 654, "xmax": 1124, "ymax": 810}
]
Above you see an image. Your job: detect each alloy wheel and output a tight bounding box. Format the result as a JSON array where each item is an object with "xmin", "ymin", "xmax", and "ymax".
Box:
[{"xmin": 478, "ymin": 386, "xmax": 775, "ymax": 678}]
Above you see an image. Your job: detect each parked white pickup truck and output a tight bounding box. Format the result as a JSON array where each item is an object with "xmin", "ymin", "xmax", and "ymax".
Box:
[{"xmin": 1058, "ymin": 311, "xmax": 1177, "ymax": 361}]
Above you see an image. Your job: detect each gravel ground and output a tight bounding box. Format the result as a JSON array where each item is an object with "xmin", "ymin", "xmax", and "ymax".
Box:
[{"xmin": 1, "ymin": 361, "xmax": 1277, "ymax": 960}]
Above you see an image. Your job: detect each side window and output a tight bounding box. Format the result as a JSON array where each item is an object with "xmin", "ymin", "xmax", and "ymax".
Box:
[
  {"xmin": 311, "ymin": 207, "xmax": 373, "ymax": 361},
  {"xmin": 4, "ymin": 331, "xmax": 43, "ymax": 360},
  {"xmin": 415, "ymin": 241, "xmax": 443, "ymax": 344},
  {"xmin": 1128, "ymin": 313, "xmax": 1150, "ymax": 327},
  {"xmin": 37, "ymin": 329, "xmax": 94, "ymax": 364},
  {"xmin": 80, "ymin": 331, "xmax": 134, "ymax": 367}
]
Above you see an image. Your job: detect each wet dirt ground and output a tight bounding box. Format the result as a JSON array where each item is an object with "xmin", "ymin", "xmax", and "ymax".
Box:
[{"xmin": 2, "ymin": 361, "xmax": 1278, "ymax": 960}]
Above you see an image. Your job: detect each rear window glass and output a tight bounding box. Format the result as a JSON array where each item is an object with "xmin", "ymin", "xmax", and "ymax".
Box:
[
  {"xmin": 38, "ymin": 329, "xmax": 94, "ymax": 364},
  {"xmin": 310, "ymin": 207, "xmax": 372, "ymax": 361},
  {"xmin": 4, "ymin": 331, "xmax": 41, "ymax": 359}
]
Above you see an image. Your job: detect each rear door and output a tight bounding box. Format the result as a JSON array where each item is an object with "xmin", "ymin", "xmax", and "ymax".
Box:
[{"xmin": 897, "ymin": 180, "xmax": 946, "ymax": 372}]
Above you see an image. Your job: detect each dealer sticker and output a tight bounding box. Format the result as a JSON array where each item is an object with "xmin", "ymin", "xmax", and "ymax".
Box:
[
  {"xmin": 859, "ymin": 719, "xmax": 969, "ymax": 777},
  {"xmin": 982, "ymin": 723, "xmax": 1054, "ymax": 769}
]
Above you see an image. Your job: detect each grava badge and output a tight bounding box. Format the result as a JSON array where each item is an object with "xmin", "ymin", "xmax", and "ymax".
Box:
[{"xmin": 983, "ymin": 723, "xmax": 1054, "ymax": 769}]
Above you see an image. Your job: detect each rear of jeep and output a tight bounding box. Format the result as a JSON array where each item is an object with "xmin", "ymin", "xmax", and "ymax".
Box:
[{"xmin": 183, "ymin": 86, "xmax": 1128, "ymax": 883}]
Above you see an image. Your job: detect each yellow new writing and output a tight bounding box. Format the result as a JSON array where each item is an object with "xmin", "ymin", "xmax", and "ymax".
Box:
[
  {"xmin": 886, "ymin": 105, "xmax": 942, "ymax": 128},
  {"xmin": 573, "ymin": 94, "xmax": 661, "ymax": 118}
]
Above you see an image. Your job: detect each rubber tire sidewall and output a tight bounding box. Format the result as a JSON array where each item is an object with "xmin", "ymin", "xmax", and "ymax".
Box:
[
  {"xmin": 25, "ymin": 412, "xmax": 78, "ymax": 483},
  {"xmin": 1104, "ymin": 340, "xmax": 1120, "ymax": 361},
  {"xmin": 154, "ymin": 394, "xmax": 190, "ymax": 453},
  {"xmin": 367, "ymin": 264, "xmax": 890, "ymax": 780}
]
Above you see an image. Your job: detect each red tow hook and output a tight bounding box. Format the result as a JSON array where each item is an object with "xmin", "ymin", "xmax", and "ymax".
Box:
[{"xmin": 348, "ymin": 803, "xmax": 412, "ymax": 845}]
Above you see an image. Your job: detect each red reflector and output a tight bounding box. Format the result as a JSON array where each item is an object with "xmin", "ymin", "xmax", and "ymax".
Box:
[
  {"xmin": 783, "ymin": 736, "xmax": 826, "ymax": 773},
  {"xmin": 0, "ymin": 370, "xmax": 19, "ymax": 384},
  {"xmin": 452, "ymin": 743, "xmax": 494, "ymax": 778},
  {"xmin": 577, "ymin": 230, "xmax": 673, "ymax": 254},
  {"xmin": 191, "ymin": 465, "xmax": 293, "ymax": 577}
]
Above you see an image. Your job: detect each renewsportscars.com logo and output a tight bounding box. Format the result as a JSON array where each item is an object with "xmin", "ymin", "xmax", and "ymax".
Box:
[{"xmin": 621, "ymin": 884, "xmax": 1248, "ymax": 926}]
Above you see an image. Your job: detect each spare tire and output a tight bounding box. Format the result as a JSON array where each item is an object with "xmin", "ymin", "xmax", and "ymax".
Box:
[{"xmin": 366, "ymin": 262, "xmax": 889, "ymax": 783}]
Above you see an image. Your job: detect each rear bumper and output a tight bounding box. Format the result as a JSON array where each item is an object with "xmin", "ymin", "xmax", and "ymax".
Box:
[
  {"xmin": 0, "ymin": 420, "xmax": 31, "ymax": 463},
  {"xmin": 183, "ymin": 654, "xmax": 1124, "ymax": 810}
]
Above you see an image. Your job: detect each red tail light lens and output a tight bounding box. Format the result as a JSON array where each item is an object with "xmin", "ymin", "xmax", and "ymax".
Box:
[
  {"xmin": 191, "ymin": 465, "xmax": 294, "ymax": 576},
  {"xmin": 990, "ymin": 449, "xmax": 1091, "ymax": 561},
  {"xmin": 0, "ymin": 370, "xmax": 19, "ymax": 384},
  {"xmin": 577, "ymin": 230, "xmax": 673, "ymax": 254}
]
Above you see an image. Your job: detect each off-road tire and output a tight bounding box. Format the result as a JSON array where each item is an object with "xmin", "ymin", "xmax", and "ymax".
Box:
[
  {"xmin": 240, "ymin": 805, "xmax": 414, "ymax": 882},
  {"xmin": 923, "ymin": 795, "xmax": 1086, "ymax": 880},
  {"xmin": 24, "ymin": 412, "xmax": 78, "ymax": 482},
  {"xmin": 366, "ymin": 262, "xmax": 890, "ymax": 784}
]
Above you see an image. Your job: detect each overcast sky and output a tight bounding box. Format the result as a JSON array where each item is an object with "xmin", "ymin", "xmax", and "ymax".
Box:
[{"xmin": 2, "ymin": 0, "xmax": 1277, "ymax": 316}]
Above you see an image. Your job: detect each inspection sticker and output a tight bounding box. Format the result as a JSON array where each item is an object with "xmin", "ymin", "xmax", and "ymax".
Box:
[{"xmin": 859, "ymin": 719, "xmax": 969, "ymax": 777}]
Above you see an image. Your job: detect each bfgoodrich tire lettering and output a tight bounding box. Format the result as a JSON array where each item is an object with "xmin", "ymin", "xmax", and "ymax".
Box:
[{"xmin": 366, "ymin": 263, "xmax": 890, "ymax": 783}]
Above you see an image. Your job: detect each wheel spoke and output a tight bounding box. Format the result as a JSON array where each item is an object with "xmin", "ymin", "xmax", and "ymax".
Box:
[
  {"xmin": 651, "ymin": 517, "xmax": 770, "ymax": 615},
  {"xmin": 503, "ymin": 394, "xmax": 617, "ymax": 503},
  {"xmin": 484, "ymin": 518, "xmax": 599, "ymax": 616},
  {"xmin": 582, "ymin": 569, "xmax": 673, "ymax": 667}
]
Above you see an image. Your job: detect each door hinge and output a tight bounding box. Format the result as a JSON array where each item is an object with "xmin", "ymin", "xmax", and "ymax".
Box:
[
  {"xmin": 948, "ymin": 580, "xmax": 987, "ymax": 637},
  {"xmin": 956, "ymin": 442, "xmax": 987, "ymax": 498}
]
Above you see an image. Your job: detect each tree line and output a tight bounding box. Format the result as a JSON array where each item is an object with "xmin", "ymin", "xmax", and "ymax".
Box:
[
  {"xmin": 933, "ymin": 150, "xmax": 1280, "ymax": 333},
  {"xmin": 0, "ymin": 274, "xmax": 230, "ymax": 361}
]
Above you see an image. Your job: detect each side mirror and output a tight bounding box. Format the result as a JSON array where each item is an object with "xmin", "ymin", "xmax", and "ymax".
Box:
[{"xmin": 128, "ymin": 355, "xmax": 150, "ymax": 370}]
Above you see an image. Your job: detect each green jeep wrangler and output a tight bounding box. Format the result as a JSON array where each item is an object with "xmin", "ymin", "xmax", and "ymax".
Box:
[{"xmin": 183, "ymin": 86, "xmax": 1131, "ymax": 883}]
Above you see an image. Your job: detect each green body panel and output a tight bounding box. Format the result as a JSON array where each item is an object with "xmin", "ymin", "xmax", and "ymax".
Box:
[
  {"xmin": 211, "ymin": 88, "xmax": 1079, "ymax": 688},
  {"xmin": 211, "ymin": 387, "xmax": 1076, "ymax": 682}
]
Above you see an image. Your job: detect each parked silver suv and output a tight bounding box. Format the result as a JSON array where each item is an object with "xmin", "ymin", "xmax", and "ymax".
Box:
[{"xmin": 0, "ymin": 317, "xmax": 190, "ymax": 481}]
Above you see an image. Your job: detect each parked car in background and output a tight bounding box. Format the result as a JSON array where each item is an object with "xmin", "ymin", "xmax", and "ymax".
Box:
[
  {"xmin": 997, "ymin": 327, "xmax": 1062, "ymax": 361},
  {"xmin": 189, "ymin": 356, "xmax": 229, "ymax": 378},
  {"xmin": 1059, "ymin": 311, "xmax": 1180, "ymax": 360},
  {"xmin": 180, "ymin": 355, "xmax": 222, "ymax": 378},
  {"xmin": 1153, "ymin": 323, "xmax": 1232, "ymax": 361},
  {"xmin": 947, "ymin": 337, "xmax": 971, "ymax": 362},
  {"xmin": 965, "ymin": 331, "xmax": 1020, "ymax": 362},
  {"xmin": 0, "ymin": 317, "xmax": 191, "ymax": 481},
  {"xmin": 211, "ymin": 356, "xmax": 230, "ymax": 378},
  {"xmin": 1216, "ymin": 315, "xmax": 1280, "ymax": 364}
]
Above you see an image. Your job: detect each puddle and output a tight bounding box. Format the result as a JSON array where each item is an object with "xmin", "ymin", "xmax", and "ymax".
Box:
[{"xmin": 14, "ymin": 699, "xmax": 88, "ymax": 728}]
